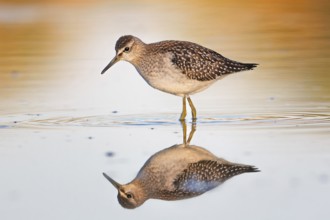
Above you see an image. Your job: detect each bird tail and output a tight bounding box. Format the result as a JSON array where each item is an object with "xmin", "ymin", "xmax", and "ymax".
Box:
[
  {"xmin": 224, "ymin": 57, "xmax": 258, "ymax": 73},
  {"xmin": 224, "ymin": 164, "xmax": 260, "ymax": 178},
  {"xmin": 242, "ymin": 165, "xmax": 260, "ymax": 173},
  {"xmin": 244, "ymin": 63, "xmax": 258, "ymax": 70}
]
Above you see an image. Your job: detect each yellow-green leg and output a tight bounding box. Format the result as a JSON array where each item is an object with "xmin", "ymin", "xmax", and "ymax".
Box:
[
  {"xmin": 187, "ymin": 96, "xmax": 197, "ymax": 120},
  {"xmin": 180, "ymin": 119, "xmax": 187, "ymax": 145},
  {"xmin": 180, "ymin": 119, "xmax": 196, "ymax": 146},
  {"xmin": 187, "ymin": 122, "xmax": 196, "ymax": 145},
  {"xmin": 179, "ymin": 96, "xmax": 187, "ymax": 121}
]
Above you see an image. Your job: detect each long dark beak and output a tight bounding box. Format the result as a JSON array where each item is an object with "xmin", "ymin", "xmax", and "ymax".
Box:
[
  {"xmin": 101, "ymin": 56, "xmax": 118, "ymax": 74},
  {"xmin": 103, "ymin": 172, "xmax": 121, "ymax": 189}
]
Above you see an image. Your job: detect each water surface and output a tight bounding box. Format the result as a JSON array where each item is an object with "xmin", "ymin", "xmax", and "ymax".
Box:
[{"xmin": 0, "ymin": 0, "xmax": 329, "ymax": 220}]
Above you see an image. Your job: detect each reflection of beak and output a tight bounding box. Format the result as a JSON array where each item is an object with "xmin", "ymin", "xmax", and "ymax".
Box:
[
  {"xmin": 103, "ymin": 172, "xmax": 121, "ymax": 189},
  {"xmin": 101, "ymin": 56, "xmax": 118, "ymax": 74}
]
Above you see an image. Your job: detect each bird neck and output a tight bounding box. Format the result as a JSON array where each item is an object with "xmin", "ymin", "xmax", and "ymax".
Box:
[
  {"xmin": 130, "ymin": 179, "xmax": 150, "ymax": 201},
  {"xmin": 130, "ymin": 40, "xmax": 148, "ymax": 66}
]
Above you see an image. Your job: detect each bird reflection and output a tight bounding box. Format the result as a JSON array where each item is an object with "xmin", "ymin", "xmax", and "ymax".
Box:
[{"xmin": 103, "ymin": 121, "xmax": 259, "ymax": 209}]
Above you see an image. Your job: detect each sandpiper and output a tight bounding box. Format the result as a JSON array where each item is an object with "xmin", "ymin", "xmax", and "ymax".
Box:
[
  {"xmin": 101, "ymin": 35, "xmax": 258, "ymax": 120},
  {"xmin": 103, "ymin": 144, "xmax": 259, "ymax": 209}
]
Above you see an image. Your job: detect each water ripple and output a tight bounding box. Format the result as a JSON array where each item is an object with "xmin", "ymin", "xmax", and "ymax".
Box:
[{"xmin": 2, "ymin": 110, "xmax": 330, "ymax": 129}]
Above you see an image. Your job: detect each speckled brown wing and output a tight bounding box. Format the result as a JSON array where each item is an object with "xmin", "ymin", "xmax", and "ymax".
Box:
[
  {"xmin": 155, "ymin": 41, "xmax": 257, "ymax": 81},
  {"xmin": 173, "ymin": 160, "xmax": 259, "ymax": 194},
  {"xmin": 157, "ymin": 160, "xmax": 258, "ymax": 200}
]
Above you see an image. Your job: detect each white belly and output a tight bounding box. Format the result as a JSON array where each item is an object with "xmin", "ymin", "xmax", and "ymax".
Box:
[
  {"xmin": 142, "ymin": 69, "xmax": 214, "ymax": 96},
  {"xmin": 133, "ymin": 53, "xmax": 220, "ymax": 96}
]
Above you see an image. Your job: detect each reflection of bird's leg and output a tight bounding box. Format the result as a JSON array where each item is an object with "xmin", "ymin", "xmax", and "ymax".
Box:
[
  {"xmin": 187, "ymin": 122, "xmax": 196, "ymax": 145},
  {"xmin": 180, "ymin": 96, "xmax": 187, "ymax": 121},
  {"xmin": 187, "ymin": 96, "xmax": 197, "ymax": 120},
  {"xmin": 180, "ymin": 120, "xmax": 196, "ymax": 145},
  {"xmin": 180, "ymin": 119, "xmax": 188, "ymax": 145}
]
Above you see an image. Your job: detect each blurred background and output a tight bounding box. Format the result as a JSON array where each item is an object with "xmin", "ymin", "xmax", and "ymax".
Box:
[
  {"xmin": 0, "ymin": 0, "xmax": 329, "ymax": 114},
  {"xmin": 0, "ymin": 0, "xmax": 329, "ymax": 220}
]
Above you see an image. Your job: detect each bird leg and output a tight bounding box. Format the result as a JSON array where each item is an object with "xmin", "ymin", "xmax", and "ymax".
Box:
[
  {"xmin": 180, "ymin": 120, "xmax": 196, "ymax": 145},
  {"xmin": 187, "ymin": 122, "xmax": 196, "ymax": 145},
  {"xmin": 187, "ymin": 96, "xmax": 197, "ymax": 120},
  {"xmin": 180, "ymin": 119, "xmax": 187, "ymax": 145},
  {"xmin": 179, "ymin": 96, "xmax": 187, "ymax": 121}
]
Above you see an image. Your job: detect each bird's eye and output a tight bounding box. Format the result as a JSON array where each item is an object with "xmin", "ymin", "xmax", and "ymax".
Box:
[
  {"xmin": 126, "ymin": 193, "xmax": 133, "ymax": 199},
  {"xmin": 124, "ymin": 47, "xmax": 130, "ymax": 52}
]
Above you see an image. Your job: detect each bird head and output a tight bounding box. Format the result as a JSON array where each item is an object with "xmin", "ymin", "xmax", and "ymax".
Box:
[
  {"xmin": 103, "ymin": 173, "xmax": 147, "ymax": 209},
  {"xmin": 101, "ymin": 35, "xmax": 144, "ymax": 74}
]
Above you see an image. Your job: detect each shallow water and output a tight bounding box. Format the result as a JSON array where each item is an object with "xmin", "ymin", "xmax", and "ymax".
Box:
[{"xmin": 0, "ymin": 0, "xmax": 330, "ymax": 220}]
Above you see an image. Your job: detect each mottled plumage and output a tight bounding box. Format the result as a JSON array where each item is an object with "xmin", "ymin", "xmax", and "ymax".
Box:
[
  {"xmin": 158, "ymin": 159, "xmax": 258, "ymax": 200},
  {"xmin": 103, "ymin": 144, "xmax": 259, "ymax": 208},
  {"xmin": 101, "ymin": 35, "xmax": 258, "ymax": 120},
  {"xmin": 149, "ymin": 40, "xmax": 257, "ymax": 81}
]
